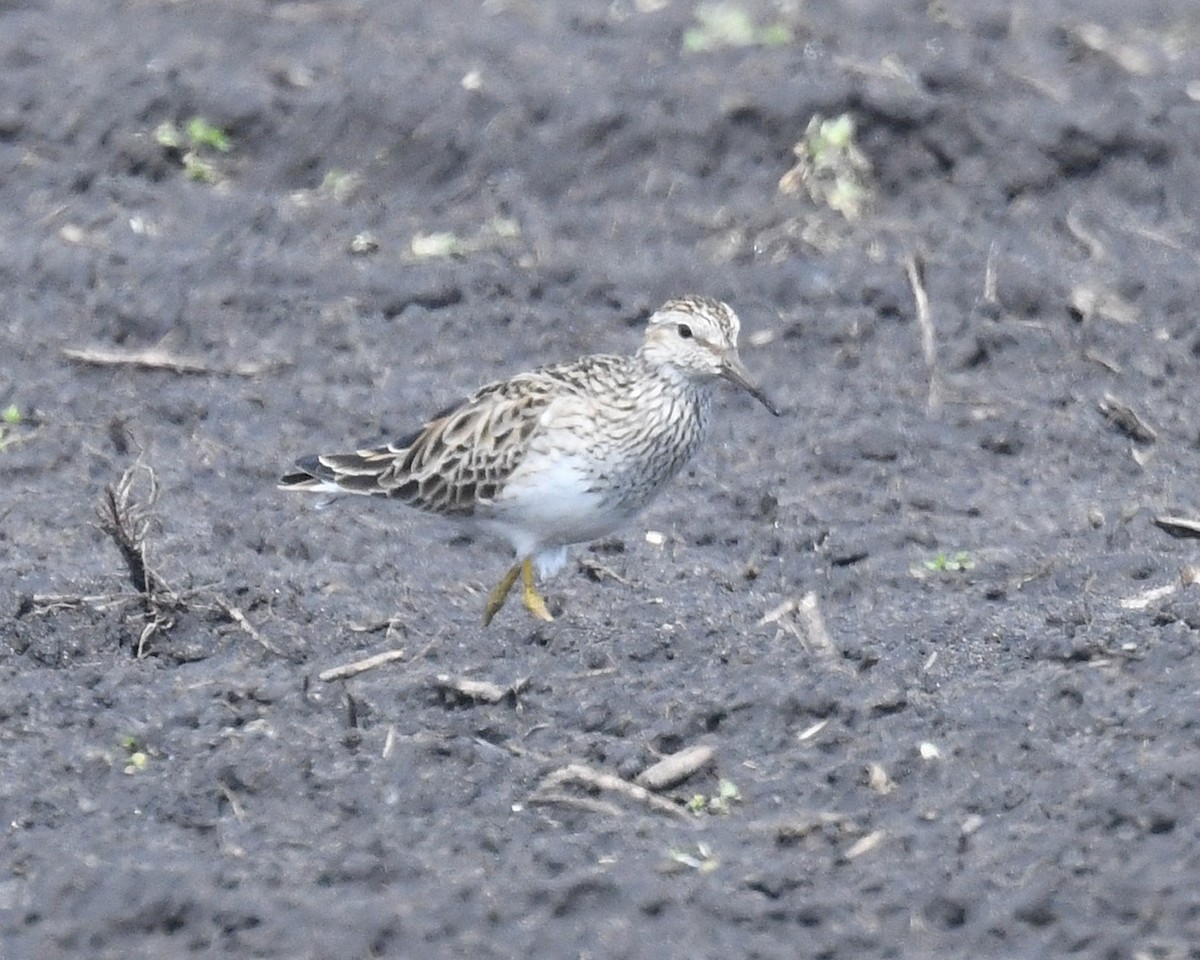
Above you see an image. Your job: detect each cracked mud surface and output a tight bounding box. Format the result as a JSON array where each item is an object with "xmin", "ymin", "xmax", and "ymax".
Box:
[{"xmin": 3, "ymin": 1, "xmax": 1200, "ymax": 957}]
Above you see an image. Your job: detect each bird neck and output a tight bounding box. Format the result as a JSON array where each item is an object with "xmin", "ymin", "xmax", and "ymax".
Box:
[
  {"xmin": 631, "ymin": 356, "xmax": 714, "ymax": 432},
  {"xmin": 636, "ymin": 351, "xmax": 703, "ymax": 394}
]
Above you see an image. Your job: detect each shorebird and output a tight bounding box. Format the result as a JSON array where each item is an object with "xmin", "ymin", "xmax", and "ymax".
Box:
[{"xmin": 280, "ymin": 296, "xmax": 778, "ymax": 625}]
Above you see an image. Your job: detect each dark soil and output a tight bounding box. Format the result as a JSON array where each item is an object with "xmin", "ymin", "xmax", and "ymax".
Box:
[{"xmin": 4, "ymin": 1, "xmax": 1200, "ymax": 957}]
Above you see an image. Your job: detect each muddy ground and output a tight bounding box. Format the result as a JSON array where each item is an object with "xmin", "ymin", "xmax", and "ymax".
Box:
[{"xmin": 3, "ymin": 0, "xmax": 1200, "ymax": 957}]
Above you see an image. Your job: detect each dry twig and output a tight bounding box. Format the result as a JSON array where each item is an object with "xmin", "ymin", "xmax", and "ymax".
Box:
[
  {"xmin": 96, "ymin": 463, "xmax": 170, "ymax": 598},
  {"xmin": 217, "ymin": 780, "xmax": 247, "ymax": 821},
  {"xmin": 63, "ymin": 344, "xmax": 275, "ymax": 377},
  {"xmin": 319, "ymin": 648, "xmax": 407, "ymax": 682},
  {"xmin": 843, "ymin": 829, "xmax": 888, "ymax": 861},
  {"xmin": 214, "ymin": 598, "xmax": 286, "ymax": 657},
  {"xmin": 904, "ymin": 252, "xmax": 940, "ymax": 412},
  {"xmin": 636, "ymin": 745, "xmax": 716, "ymax": 791},
  {"xmin": 1153, "ymin": 515, "xmax": 1200, "ymax": 541},
  {"xmin": 95, "ymin": 463, "xmax": 178, "ymax": 656},
  {"xmin": 434, "ymin": 674, "xmax": 530, "ymax": 705},
  {"xmin": 32, "ymin": 462, "xmax": 281, "ymax": 660},
  {"xmin": 530, "ymin": 763, "xmax": 689, "ymax": 819},
  {"xmin": 577, "ymin": 556, "xmax": 633, "ymax": 585},
  {"xmin": 760, "ymin": 592, "xmax": 844, "ymax": 663},
  {"xmin": 1098, "ymin": 393, "xmax": 1157, "ymax": 444}
]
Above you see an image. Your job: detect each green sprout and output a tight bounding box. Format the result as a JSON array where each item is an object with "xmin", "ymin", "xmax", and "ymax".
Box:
[
  {"xmin": 0, "ymin": 404, "xmax": 27, "ymax": 452},
  {"xmin": 686, "ymin": 778, "xmax": 742, "ymax": 815},
  {"xmin": 924, "ymin": 551, "xmax": 975, "ymax": 573},
  {"xmin": 779, "ymin": 113, "xmax": 873, "ymax": 220},
  {"xmin": 120, "ymin": 736, "xmax": 149, "ymax": 774},
  {"xmin": 154, "ymin": 116, "xmax": 233, "ymax": 183},
  {"xmin": 684, "ymin": 4, "xmax": 793, "ymax": 52},
  {"xmin": 185, "ymin": 116, "xmax": 231, "ymax": 152}
]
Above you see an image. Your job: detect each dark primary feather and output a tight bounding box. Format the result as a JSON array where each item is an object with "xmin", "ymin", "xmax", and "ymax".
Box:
[{"xmin": 278, "ymin": 454, "xmax": 334, "ymax": 489}]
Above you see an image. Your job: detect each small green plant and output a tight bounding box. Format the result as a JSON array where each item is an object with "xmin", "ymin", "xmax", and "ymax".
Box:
[
  {"xmin": 924, "ymin": 551, "xmax": 975, "ymax": 573},
  {"xmin": 184, "ymin": 116, "xmax": 231, "ymax": 153},
  {"xmin": 0, "ymin": 404, "xmax": 27, "ymax": 451},
  {"xmin": 779, "ymin": 113, "xmax": 873, "ymax": 220},
  {"xmin": 154, "ymin": 116, "xmax": 233, "ymax": 182},
  {"xmin": 686, "ymin": 778, "xmax": 742, "ymax": 815},
  {"xmin": 683, "ymin": 3, "xmax": 792, "ymax": 53},
  {"xmin": 120, "ymin": 735, "xmax": 149, "ymax": 774}
]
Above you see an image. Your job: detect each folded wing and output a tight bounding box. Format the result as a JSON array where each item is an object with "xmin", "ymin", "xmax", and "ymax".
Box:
[{"xmin": 279, "ymin": 374, "xmax": 557, "ymax": 516}]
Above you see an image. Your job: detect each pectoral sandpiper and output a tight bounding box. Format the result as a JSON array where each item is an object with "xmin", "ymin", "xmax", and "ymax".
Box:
[{"xmin": 280, "ymin": 296, "xmax": 778, "ymax": 625}]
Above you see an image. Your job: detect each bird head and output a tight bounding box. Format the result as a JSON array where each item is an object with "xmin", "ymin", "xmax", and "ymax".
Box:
[{"xmin": 640, "ymin": 297, "xmax": 779, "ymax": 416}]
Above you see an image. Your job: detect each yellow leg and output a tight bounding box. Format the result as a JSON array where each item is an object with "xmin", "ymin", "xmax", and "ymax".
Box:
[
  {"xmin": 521, "ymin": 557, "xmax": 554, "ymax": 623},
  {"xmin": 482, "ymin": 560, "xmax": 522, "ymax": 627}
]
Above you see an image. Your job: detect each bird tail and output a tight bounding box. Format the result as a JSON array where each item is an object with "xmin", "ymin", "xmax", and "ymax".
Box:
[{"xmin": 278, "ymin": 448, "xmax": 400, "ymax": 497}]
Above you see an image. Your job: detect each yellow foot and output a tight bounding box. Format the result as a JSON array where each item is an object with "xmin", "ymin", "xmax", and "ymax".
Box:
[
  {"xmin": 482, "ymin": 561, "xmax": 522, "ymax": 627},
  {"xmin": 482, "ymin": 557, "xmax": 555, "ymax": 626},
  {"xmin": 521, "ymin": 557, "xmax": 554, "ymax": 623}
]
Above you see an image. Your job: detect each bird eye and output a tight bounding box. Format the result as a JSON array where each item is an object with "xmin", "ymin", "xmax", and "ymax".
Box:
[{"xmin": 676, "ymin": 324, "xmax": 693, "ymax": 339}]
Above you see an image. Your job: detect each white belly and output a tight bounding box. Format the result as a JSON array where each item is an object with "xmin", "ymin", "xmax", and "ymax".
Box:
[
  {"xmin": 473, "ymin": 382, "xmax": 708, "ymax": 566},
  {"xmin": 481, "ymin": 456, "xmax": 623, "ymax": 558}
]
